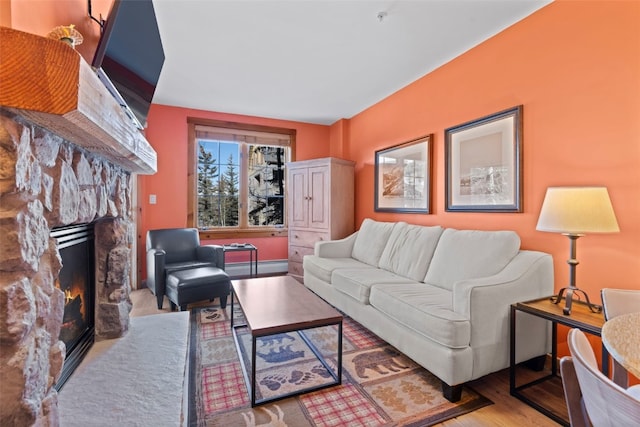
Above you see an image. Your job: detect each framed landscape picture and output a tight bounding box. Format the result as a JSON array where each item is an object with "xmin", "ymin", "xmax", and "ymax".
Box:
[
  {"xmin": 375, "ymin": 134, "xmax": 433, "ymax": 213},
  {"xmin": 445, "ymin": 106, "xmax": 523, "ymax": 212}
]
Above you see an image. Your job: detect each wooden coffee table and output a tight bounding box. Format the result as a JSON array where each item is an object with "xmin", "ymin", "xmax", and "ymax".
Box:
[{"xmin": 230, "ymin": 275, "xmax": 343, "ymax": 406}]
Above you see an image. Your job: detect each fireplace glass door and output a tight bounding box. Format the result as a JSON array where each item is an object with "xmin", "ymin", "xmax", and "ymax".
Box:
[{"xmin": 51, "ymin": 223, "xmax": 95, "ymax": 390}]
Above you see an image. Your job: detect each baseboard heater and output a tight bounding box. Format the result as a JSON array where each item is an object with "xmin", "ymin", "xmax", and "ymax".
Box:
[{"xmin": 225, "ymin": 259, "xmax": 288, "ymax": 278}]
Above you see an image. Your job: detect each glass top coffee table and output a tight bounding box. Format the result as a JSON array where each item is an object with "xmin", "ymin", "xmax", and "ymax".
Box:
[{"xmin": 230, "ymin": 275, "xmax": 343, "ymax": 406}]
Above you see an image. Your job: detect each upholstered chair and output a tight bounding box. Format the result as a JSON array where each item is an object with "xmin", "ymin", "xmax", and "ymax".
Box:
[
  {"xmin": 146, "ymin": 228, "xmax": 229, "ymax": 310},
  {"xmin": 560, "ymin": 328, "xmax": 640, "ymax": 426},
  {"xmin": 601, "ymin": 288, "xmax": 640, "ymax": 387}
]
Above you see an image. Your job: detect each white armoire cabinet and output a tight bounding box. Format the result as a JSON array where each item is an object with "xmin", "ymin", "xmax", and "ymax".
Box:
[{"xmin": 287, "ymin": 157, "xmax": 355, "ymax": 281}]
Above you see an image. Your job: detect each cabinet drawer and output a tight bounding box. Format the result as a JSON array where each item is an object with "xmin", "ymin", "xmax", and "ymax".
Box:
[
  {"xmin": 288, "ymin": 261, "xmax": 304, "ymax": 277},
  {"xmin": 289, "ymin": 245, "xmax": 314, "ymax": 263},
  {"xmin": 289, "ymin": 230, "xmax": 327, "ymax": 248}
]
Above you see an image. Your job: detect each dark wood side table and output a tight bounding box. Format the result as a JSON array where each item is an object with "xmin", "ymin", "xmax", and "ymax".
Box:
[{"xmin": 510, "ymin": 297, "xmax": 608, "ymax": 426}]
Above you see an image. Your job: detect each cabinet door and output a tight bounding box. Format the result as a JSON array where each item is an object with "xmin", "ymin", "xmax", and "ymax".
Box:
[
  {"xmin": 289, "ymin": 167, "xmax": 308, "ymax": 228},
  {"xmin": 308, "ymin": 165, "xmax": 329, "ymax": 230}
]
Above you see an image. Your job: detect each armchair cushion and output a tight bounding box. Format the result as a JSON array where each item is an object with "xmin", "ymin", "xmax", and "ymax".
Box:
[{"xmin": 165, "ymin": 261, "xmax": 214, "ymax": 274}]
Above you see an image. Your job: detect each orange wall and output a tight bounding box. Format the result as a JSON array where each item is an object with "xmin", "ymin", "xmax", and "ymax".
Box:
[
  {"xmin": 7, "ymin": 0, "xmax": 639, "ymax": 316},
  {"xmin": 6, "ymin": 0, "xmax": 112, "ymax": 64},
  {"xmin": 339, "ymin": 0, "xmax": 640, "ymax": 304},
  {"xmin": 139, "ymin": 104, "xmax": 331, "ymax": 271}
]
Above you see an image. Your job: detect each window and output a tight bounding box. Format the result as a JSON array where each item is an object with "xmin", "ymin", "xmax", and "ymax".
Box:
[{"xmin": 187, "ymin": 119, "xmax": 295, "ymax": 238}]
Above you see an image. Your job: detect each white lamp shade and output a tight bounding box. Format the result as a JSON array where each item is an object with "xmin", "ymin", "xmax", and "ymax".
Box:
[{"xmin": 536, "ymin": 187, "xmax": 620, "ymax": 234}]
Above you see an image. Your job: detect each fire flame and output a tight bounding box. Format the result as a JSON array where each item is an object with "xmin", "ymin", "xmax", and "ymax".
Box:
[{"xmin": 55, "ymin": 275, "xmax": 87, "ymax": 320}]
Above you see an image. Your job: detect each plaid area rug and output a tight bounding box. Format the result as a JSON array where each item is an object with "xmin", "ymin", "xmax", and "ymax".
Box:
[{"xmin": 188, "ymin": 303, "xmax": 492, "ymax": 426}]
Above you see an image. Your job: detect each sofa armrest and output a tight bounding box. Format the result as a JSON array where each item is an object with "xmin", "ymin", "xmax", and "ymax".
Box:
[
  {"xmin": 453, "ymin": 251, "xmax": 553, "ymax": 316},
  {"xmin": 197, "ymin": 245, "xmax": 225, "ymax": 268},
  {"xmin": 452, "ymin": 251, "xmax": 554, "ymax": 365},
  {"xmin": 315, "ymin": 232, "xmax": 358, "ymax": 258}
]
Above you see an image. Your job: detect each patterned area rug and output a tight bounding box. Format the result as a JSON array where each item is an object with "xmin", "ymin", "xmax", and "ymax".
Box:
[{"xmin": 189, "ymin": 303, "xmax": 492, "ymax": 426}]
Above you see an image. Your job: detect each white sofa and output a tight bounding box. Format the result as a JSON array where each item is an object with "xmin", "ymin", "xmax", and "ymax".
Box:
[{"xmin": 302, "ymin": 218, "xmax": 553, "ymax": 401}]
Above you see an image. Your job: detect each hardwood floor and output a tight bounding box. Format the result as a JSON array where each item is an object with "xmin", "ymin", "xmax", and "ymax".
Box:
[
  {"xmin": 456, "ymin": 369, "xmax": 563, "ymax": 426},
  {"xmin": 129, "ymin": 288, "xmax": 562, "ymax": 426}
]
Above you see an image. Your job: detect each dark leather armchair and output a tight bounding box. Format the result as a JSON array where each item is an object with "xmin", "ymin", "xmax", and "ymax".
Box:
[{"xmin": 146, "ymin": 228, "xmax": 226, "ymax": 309}]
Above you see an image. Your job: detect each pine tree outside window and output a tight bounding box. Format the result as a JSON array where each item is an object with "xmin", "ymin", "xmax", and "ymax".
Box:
[
  {"xmin": 197, "ymin": 141, "xmax": 239, "ymax": 227},
  {"xmin": 187, "ymin": 119, "xmax": 294, "ymax": 237}
]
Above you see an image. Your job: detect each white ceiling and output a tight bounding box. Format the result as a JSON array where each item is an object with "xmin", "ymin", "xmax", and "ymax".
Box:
[{"xmin": 152, "ymin": 0, "xmax": 552, "ymax": 125}]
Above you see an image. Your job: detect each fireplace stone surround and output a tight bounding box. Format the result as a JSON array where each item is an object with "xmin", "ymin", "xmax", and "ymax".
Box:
[
  {"xmin": 0, "ymin": 109, "xmax": 136, "ymax": 426},
  {"xmin": 0, "ymin": 28, "xmax": 157, "ymax": 426}
]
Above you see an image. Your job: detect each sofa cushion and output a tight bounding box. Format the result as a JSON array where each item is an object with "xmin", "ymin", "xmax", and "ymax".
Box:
[
  {"xmin": 369, "ymin": 283, "xmax": 470, "ymax": 349},
  {"xmin": 332, "ymin": 268, "xmax": 417, "ymax": 304},
  {"xmin": 379, "ymin": 223, "xmax": 444, "ymax": 281},
  {"xmin": 424, "ymin": 229, "xmax": 520, "ymax": 291},
  {"xmin": 351, "ymin": 219, "xmax": 400, "ymax": 266},
  {"xmin": 303, "ymin": 255, "xmax": 374, "ymax": 283}
]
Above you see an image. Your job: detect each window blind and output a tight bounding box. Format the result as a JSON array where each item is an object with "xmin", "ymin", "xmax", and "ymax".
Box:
[{"xmin": 194, "ymin": 125, "xmax": 291, "ymax": 147}]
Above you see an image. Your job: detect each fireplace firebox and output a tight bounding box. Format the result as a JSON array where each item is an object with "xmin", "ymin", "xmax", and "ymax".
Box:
[{"xmin": 51, "ymin": 224, "xmax": 95, "ymax": 391}]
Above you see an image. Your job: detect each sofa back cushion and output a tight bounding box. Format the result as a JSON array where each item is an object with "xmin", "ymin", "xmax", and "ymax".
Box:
[
  {"xmin": 351, "ymin": 219, "xmax": 399, "ymax": 266},
  {"xmin": 379, "ymin": 223, "xmax": 444, "ymax": 281},
  {"xmin": 424, "ymin": 229, "xmax": 521, "ymax": 290}
]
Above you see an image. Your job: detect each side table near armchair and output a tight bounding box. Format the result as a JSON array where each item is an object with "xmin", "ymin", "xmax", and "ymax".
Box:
[{"xmin": 146, "ymin": 228, "xmax": 231, "ymax": 311}]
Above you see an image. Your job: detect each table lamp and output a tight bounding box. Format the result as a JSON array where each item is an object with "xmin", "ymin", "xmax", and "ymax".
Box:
[{"xmin": 536, "ymin": 187, "xmax": 619, "ymax": 315}]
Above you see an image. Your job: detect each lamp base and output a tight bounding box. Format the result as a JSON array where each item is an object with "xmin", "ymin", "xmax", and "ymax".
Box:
[{"xmin": 550, "ymin": 286, "xmax": 602, "ymax": 315}]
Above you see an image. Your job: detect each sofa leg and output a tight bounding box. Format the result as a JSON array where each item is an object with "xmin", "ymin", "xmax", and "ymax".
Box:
[
  {"xmin": 156, "ymin": 293, "xmax": 163, "ymax": 310},
  {"xmin": 524, "ymin": 354, "xmax": 547, "ymax": 371},
  {"xmin": 220, "ymin": 295, "xmax": 228, "ymax": 309},
  {"xmin": 442, "ymin": 382, "xmax": 462, "ymax": 402}
]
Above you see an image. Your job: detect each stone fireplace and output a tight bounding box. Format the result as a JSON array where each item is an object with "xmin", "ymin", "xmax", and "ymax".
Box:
[{"xmin": 0, "ymin": 28, "xmax": 157, "ymax": 426}]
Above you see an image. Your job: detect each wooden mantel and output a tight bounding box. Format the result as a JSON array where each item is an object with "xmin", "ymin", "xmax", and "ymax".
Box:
[{"xmin": 0, "ymin": 27, "xmax": 157, "ymax": 174}]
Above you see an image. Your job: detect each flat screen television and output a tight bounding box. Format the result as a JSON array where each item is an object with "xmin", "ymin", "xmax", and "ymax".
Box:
[{"xmin": 92, "ymin": 0, "xmax": 165, "ymax": 129}]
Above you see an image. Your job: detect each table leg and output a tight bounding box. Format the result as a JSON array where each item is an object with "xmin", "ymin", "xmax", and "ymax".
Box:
[
  {"xmin": 254, "ymin": 248, "xmax": 258, "ymax": 277},
  {"xmin": 551, "ymin": 322, "xmax": 557, "ymax": 375},
  {"xmin": 338, "ymin": 321, "xmax": 343, "ymax": 384},
  {"xmin": 230, "ymin": 290, "xmax": 235, "ymax": 329},
  {"xmin": 510, "ymin": 305, "xmax": 516, "ymax": 393},
  {"xmin": 251, "ymin": 335, "xmax": 257, "ymax": 406}
]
